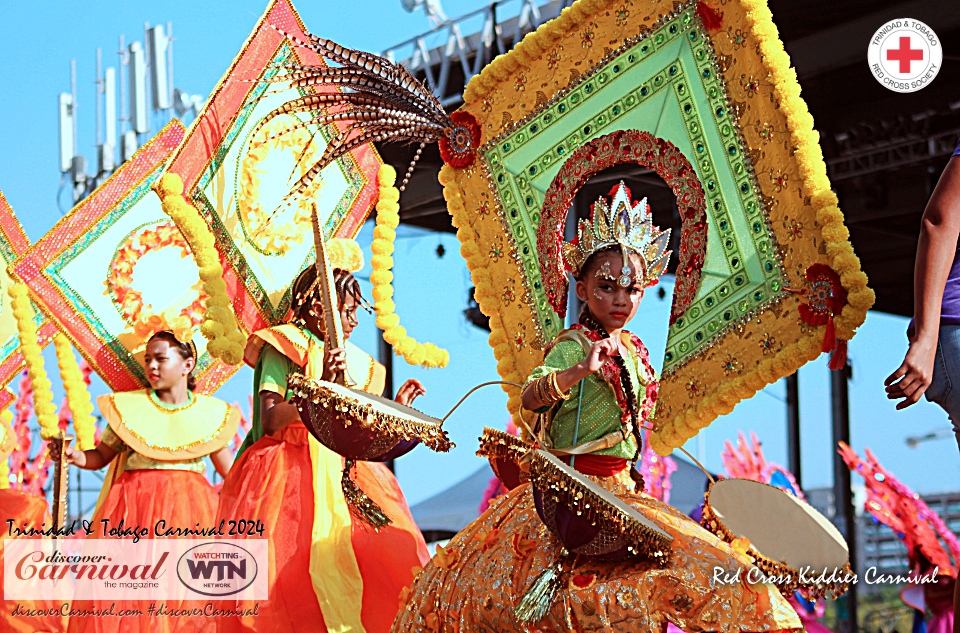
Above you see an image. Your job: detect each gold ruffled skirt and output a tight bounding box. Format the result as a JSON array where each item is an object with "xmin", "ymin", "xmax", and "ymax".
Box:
[{"xmin": 391, "ymin": 470, "xmax": 802, "ymax": 633}]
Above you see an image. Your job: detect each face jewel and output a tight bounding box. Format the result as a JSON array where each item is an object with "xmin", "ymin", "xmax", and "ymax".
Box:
[{"xmin": 596, "ymin": 260, "xmax": 616, "ymax": 281}]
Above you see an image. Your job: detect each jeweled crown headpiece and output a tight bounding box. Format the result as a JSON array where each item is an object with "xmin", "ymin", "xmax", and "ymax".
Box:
[{"xmin": 562, "ymin": 182, "xmax": 671, "ymax": 288}]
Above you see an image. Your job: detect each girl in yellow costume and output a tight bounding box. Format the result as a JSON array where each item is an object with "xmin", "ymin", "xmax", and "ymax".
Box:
[
  {"xmin": 50, "ymin": 330, "xmax": 240, "ymax": 633},
  {"xmin": 392, "ymin": 184, "xmax": 802, "ymax": 633},
  {"xmin": 0, "ymin": 412, "xmax": 67, "ymax": 633},
  {"xmin": 216, "ymin": 239, "xmax": 430, "ymax": 633}
]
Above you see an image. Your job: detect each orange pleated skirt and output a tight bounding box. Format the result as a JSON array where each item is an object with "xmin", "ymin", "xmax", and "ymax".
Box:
[
  {"xmin": 0, "ymin": 488, "xmax": 67, "ymax": 633},
  {"xmin": 216, "ymin": 421, "xmax": 429, "ymax": 633},
  {"xmin": 67, "ymin": 469, "xmax": 220, "ymax": 633}
]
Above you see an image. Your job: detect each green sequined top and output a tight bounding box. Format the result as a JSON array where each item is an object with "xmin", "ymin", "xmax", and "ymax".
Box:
[{"xmin": 527, "ymin": 334, "xmax": 651, "ymax": 460}]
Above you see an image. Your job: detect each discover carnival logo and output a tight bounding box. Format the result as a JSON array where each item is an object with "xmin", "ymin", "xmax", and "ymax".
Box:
[
  {"xmin": 868, "ymin": 18, "xmax": 942, "ymax": 93},
  {"xmin": 3, "ymin": 539, "xmax": 268, "ymax": 601}
]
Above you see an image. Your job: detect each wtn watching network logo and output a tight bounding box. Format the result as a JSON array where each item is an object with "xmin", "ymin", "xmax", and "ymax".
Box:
[{"xmin": 177, "ymin": 543, "xmax": 259, "ymax": 597}]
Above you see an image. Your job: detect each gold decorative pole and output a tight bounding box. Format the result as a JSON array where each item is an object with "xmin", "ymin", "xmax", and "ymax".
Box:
[
  {"xmin": 310, "ymin": 206, "xmax": 386, "ymax": 526},
  {"xmin": 51, "ymin": 431, "xmax": 73, "ymax": 540},
  {"xmin": 310, "ymin": 204, "xmax": 354, "ymax": 387}
]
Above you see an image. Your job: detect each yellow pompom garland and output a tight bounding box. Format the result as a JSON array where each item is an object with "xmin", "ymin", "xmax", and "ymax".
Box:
[
  {"xmin": 8, "ymin": 283, "xmax": 59, "ymax": 440},
  {"xmin": 53, "ymin": 334, "xmax": 96, "ymax": 450},
  {"xmin": 372, "ymin": 166, "xmax": 449, "ymax": 369},
  {"xmin": 155, "ymin": 174, "xmax": 246, "ymax": 366},
  {"xmin": 439, "ymin": 165, "xmax": 524, "ymax": 421},
  {"xmin": 0, "ymin": 409, "xmax": 9, "ymax": 489}
]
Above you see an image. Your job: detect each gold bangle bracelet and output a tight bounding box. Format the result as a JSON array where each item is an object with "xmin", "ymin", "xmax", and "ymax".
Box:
[
  {"xmin": 535, "ymin": 375, "xmax": 557, "ymax": 407},
  {"xmin": 537, "ymin": 376, "xmax": 553, "ymax": 406},
  {"xmin": 530, "ymin": 377, "xmax": 543, "ymax": 405},
  {"xmin": 549, "ymin": 372, "xmax": 571, "ymax": 401}
]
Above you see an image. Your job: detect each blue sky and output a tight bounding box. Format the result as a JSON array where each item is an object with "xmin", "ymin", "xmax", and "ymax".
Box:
[{"xmin": 0, "ymin": 1, "xmax": 955, "ymax": 509}]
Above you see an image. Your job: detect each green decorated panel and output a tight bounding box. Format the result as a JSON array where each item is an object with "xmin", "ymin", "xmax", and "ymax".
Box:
[{"xmin": 481, "ymin": 6, "xmax": 786, "ymax": 374}]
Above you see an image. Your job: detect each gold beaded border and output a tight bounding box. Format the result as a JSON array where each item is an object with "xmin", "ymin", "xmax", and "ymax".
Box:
[
  {"xmin": 527, "ymin": 450, "xmax": 673, "ymax": 565},
  {"xmin": 287, "ymin": 373, "xmax": 453, "ymax": 453}
]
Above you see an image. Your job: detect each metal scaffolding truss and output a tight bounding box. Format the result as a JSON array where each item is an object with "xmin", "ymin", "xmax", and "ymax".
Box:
[
  {"xmin": 827, "ymin": 128, "xmax": 960, "ymax": 182},
  {"xmin": 383, "ymin": 0, "xmax": 569, "ymax": 108}
]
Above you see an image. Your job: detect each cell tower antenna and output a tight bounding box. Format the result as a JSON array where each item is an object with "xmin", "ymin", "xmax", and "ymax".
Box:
[
  {"xmin": 148, "ymin": 24, "xmax": 170, "ymax": 111},
  {"xmin": 96, "ymin": 49, "xmax": 102, "ymax": 147},
  {"xmin": 401, "ymin": 0, "xmax": 448, "ymax": 27},
  {"xmin": 57, "ymin": 93, "xmax": 74, "ymax": 174},
  {"xmin": 70, "ymin": 60, "xmax": 78, "ymax": 161},
  {"xmin": 128, "ymin": 40, "xmax": 148, "ymax": 135},
  {"xmin": 118, "ymin": 35, "xmax": 127, "ymax": 134}
]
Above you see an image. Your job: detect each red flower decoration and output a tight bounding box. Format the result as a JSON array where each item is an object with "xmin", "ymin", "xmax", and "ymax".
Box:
[
  {"xmin": 797, "ymin": 263, "xmax": 848, "ymax": 369},
  {"xmin": 439, "ymin": 111, "xmax": 481, "ymax": 169},
  {"xmin": 798, "ymin": 264, "xmax": 846, "ymax": 326},
  {"xmin": 512, "ymin": 533, "xmax": 537, "ymax": 557},
  {"xmin": 571, "ymin": 573, "xmax": 596, "ymax": 590},
  {"xmin": 696, "ymin": 1, "xmax": 724, "ymax": 32}
]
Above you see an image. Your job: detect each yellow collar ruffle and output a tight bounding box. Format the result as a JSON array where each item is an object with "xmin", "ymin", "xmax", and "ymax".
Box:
[{"xmin": 98, "ymin": 390, "xmax": 239, "ymax": 461}]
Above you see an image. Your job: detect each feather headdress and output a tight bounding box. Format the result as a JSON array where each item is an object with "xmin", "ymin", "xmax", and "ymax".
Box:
[
  {"xmin": 720, "ymin": 431, "xmax": 805, "ymax": 501},
  {"xmin": 254, "ymin": 28, "xmax": 481, "ymax": 201}
]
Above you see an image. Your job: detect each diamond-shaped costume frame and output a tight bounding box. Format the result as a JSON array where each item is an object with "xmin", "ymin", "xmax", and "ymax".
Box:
[
  {"xmin": 0, "ymin": 192, "xmax": 57, "ymax": 411},
  {"xmin": 439, "ymin": 0, "xmax": 873, "ymax": 454},
  {"xmin": 10, "ymin": 122, "xmax": 239, "ymax": 394},
  {"xmin": 164, "ymin": 0, "xmax": 382, "ymax": 332}
]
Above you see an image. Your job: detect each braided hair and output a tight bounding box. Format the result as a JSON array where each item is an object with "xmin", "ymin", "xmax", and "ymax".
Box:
[
  {"xmin": 291, "ymin": 265, "xmax": 365, "ymax": 324},
  {"xmin": 146, "ymin": 330, "xmax": 197, "ymax": 391}
]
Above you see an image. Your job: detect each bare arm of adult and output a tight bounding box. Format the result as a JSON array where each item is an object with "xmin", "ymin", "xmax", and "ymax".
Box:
[
  {"xmin": 260, "ymin": 391, "xmax": 302, "ymax": 435},
  {"xmin": 46, "ymin": 439, "xmax": 117, "ymax": 470},
  {"xmin": 521, "ymin": 338, "xmax": 620, "ymax": 411},
  {"xmin": 210, "ymin": 447, "xmax": 234, "ymax": 479},
  {"xmin": 886, "ymin": 157, "xmax": 960, "ymax": 409}
]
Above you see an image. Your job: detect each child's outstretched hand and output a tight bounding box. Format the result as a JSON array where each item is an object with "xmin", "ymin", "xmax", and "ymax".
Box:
[
  {"xmin": 395, "ymin": 379, "xmax": 426, "ymax": 406},
  {"xmin": 46, "ymin": 439, "xmax": 84, "ymax": 467}
]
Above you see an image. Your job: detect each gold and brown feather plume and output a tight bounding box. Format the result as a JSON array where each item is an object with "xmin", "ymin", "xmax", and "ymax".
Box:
[{"xmin": 253, "ymin": 27, "xmax": 482, "ymax": 202}]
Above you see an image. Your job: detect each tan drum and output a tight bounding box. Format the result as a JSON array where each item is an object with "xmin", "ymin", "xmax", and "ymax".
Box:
[
  {"xmin": 702, "ymin": 478, "xmax": 852, "ymax": 598},
  {"xmin": 288, "ymin": 373, "xmax": 453, "ymax": 461},
  {"xmin": 529, "ymin": 450, "xmax": 673, "ymax": 562},
  {"xmin": 476, "ymin": 427, "xmax": 531, "ymax": 490}
]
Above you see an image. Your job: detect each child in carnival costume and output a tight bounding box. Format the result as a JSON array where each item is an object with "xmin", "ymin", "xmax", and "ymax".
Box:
[
  {"xmin": 50, "ymin": 330, "xmax": 240, "ymax": 633},
  {"xmin": 217, "ymin": 238, "xmax": 430, "ymax": 633},
  {"xmin": 391, "ymin": 183, "xmax": 802, "ymax": 632}
]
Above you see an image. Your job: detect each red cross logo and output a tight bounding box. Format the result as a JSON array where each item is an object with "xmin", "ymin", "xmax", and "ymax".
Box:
[{"xmin": 886, "ymin": 36, "xmax": 924, "ymax": 73}]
